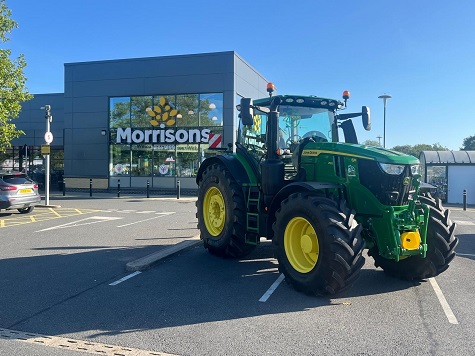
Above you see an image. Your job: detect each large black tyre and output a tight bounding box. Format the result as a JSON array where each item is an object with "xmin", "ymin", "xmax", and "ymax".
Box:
[
  {"xmin": 273, "ymin": 192, "xmax": 365, "ymax": 295},
  {"xmin": 196, "ymin": 163, "xmax": 256, "ymax": 258},
  {"xmin": 369, "ymin": 193, "xmax": 458, "ymax": 280}
]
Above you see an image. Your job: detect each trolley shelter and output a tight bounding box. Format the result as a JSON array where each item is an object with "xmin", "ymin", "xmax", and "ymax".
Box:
[{"xmin": 420, "ymin": 151, "xmax": 475, "ymax": 204}]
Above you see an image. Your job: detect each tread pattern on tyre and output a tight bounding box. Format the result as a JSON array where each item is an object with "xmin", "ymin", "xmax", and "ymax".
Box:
[
  {"xmin": 273, "ymin": 192, "xmax": 365, "ymax": 295},
  {"xmin": 369, "ymin": 192, "xmax": 458, "ymax": 280},
  {"xmin": 196, "ymin": 163, "xmax": 255, "ymax": 258}
]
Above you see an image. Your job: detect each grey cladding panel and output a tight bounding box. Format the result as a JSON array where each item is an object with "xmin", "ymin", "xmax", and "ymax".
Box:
[
  {"xmin": 143, "ymin": 73, "xmax": 227, "ymax": 94},
  {"xmin": 67, "ymin": 52, "xmax": 234, "ymax": 82}
]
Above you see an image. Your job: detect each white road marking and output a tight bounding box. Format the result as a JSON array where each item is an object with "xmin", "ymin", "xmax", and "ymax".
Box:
[
  {"xmin": 35, "ymin": 216, "xmax": 122, "ymax": 232},
  {"xmin": 259, "ymin": 273, "xmax": 285, "ymax": 302},
  {"xmin": 117, "ymin": 212, "xmax": 175, "ymax": 227},
  {"xmin": 136, "ymin": 210, "xmax": 155, "ymax": 214},
  {"xmin": 109, "ymin": 271, "xmax": 142, "ymax": 286},
  {"xmin": 454, "ymin": 220, "xmax": 475, "ymax": 225},
  {"xmin": 429, "ymin": 277, "xmax": 459, "ymax": 324}
]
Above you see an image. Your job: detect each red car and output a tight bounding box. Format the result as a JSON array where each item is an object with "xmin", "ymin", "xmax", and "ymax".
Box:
[{"xmin": 0, "ymin": 172, "xmax": 41, "ymax": 213}]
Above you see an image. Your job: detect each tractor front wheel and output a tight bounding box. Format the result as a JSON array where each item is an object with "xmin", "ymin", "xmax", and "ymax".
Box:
[
  {"xmin": 196, "ymin": 163, "xmax": 255, "ymax": 258},
  {"xmin": 369, "ymin": 193, "xmax": 458, "ymax": 280},
  {"xmin": 273, "ymin": 193, "xmax": 365, "ymax": 295}
]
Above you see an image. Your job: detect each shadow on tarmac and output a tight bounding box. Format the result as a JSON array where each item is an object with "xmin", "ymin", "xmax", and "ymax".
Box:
[{"xmin": 0, "ymin": 240, "xmax": 420, "ymax": 338}]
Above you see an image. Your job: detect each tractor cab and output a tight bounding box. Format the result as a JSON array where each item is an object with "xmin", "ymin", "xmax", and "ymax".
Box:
[{"xmin": 237, "ymin": 85, "xmax": 371, "ymax": 180}]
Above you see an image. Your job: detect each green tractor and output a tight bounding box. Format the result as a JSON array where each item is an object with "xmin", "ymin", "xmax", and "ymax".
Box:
[{"xmin": 196, "ymin": 84, "xmax": 458, "ymax": 295}]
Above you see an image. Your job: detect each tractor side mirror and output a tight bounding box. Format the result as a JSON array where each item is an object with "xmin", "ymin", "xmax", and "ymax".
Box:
[
  {"xmin": 239, "ymin": 98, "xmax": 254, "ymax": 126},
  {"xmin": 362, "ymin": 106, "xmax": 371, "ymax": 131}
]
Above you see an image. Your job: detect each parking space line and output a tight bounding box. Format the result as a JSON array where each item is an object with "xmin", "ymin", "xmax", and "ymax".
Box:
[
  {"xmin": 429, "ymin": 277, "xmax": 459, "ymax": 324},
  {"xmin": 117, "ymin": 212, "xmax": 175, "ymax": 228},
  {"xmin": 259, "ymin": 273, "xmax": 285, "ymax": 302},
  {"xmin": 49, "ymin": 208, "xmax": 62, "ymax": 217},
  {"xmin": 109, "ymin": 271, "xmax": 142, "ymax": 286}
]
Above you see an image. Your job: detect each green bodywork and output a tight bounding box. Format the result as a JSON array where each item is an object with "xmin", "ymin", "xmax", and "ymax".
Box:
[{"xmin": 208, "ymin": 94, "xmax": 430, "ymax": 261}]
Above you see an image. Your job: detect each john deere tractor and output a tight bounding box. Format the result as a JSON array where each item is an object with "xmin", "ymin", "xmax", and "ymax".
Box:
[{"xmin": 196, "ymin": 84, "xmax": 458, "ymax": 295}]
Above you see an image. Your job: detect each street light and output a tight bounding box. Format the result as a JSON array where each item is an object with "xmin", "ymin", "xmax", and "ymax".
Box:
[{"xmin": 378, "ymin": 94, "xmax": 392, "ymax": 148}]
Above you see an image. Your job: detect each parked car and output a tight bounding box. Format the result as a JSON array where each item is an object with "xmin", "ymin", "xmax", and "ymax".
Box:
[{"xmin": 0, "ymin": 172, "xmax": 41, "ymax": 213}]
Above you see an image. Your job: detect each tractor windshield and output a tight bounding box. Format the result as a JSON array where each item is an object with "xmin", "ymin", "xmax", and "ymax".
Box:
[{"xmin": 278, "ymin": 105, "xmax": 334, "ymax": 148}]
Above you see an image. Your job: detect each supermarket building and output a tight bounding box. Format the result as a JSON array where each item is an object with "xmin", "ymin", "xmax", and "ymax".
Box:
[{"xmin": 7, "ymin": 51, "xmax": 268, "ymax": 190}]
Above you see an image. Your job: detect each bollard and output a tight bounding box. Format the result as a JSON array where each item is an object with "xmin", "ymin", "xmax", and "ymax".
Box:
[
  {"xmin": 62, "ymin": 179, "xmax": 66, "ymax": 196},
  {"xmin": 147, "ymin": 180, "xmax": 150, "ymax": 198},
  {"xmin": 117, "ymin": 179, "xmax": 121, "ymax": 198},
  {"xmin": 177, "ymin": 179, "xmax": 180, "ymax": 199},
  {"xmin": 463, "ymin": 189, "xmax": 467, "ymax": 211},
  {"xmin": 89, "ymin": 178, "xmax": 93, "ymax": 197}
]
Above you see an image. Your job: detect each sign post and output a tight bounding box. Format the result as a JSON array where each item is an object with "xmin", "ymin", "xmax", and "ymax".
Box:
[{"xmin": 42, "ymin": 105, "xmax": 53, "ymax": 205}]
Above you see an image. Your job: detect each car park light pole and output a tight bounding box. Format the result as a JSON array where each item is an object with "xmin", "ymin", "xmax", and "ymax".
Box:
[
  {"xmin": 42, "ymin": 105, "xmax": 53, "ymax": 205},
  {"xmin": 378, "ymin": 94, "xmax": 392, "ymax": 148}
]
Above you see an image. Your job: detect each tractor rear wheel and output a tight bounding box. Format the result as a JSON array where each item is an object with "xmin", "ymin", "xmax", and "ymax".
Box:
[
  {"xmin": 369, "ymin": 193, "xmax": 458, "ymax": 280},
  {"xmin": 273, "ymin": 193, "xmax": 365, "ymax": 295},
  {"xmin": 196, "ymin": 163, "xmax": 255, "ymax": 258}
]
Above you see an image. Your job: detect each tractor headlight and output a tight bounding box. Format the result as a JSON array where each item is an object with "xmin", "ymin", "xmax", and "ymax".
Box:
[
  {"xmin": 378, "ymin": 163, "xmax": 405, "ymax": 175},
  {"xmin": 410, "ymin": 164, "xmax": 420, "ymax": 175}
]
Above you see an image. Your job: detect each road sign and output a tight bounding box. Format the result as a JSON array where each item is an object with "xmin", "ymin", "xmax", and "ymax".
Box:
[
  {"xmin": 41, "ymin": 145, "xmax": 50, "ymax": 155},
  {"xmin": 44, "ymin": 131, "xmax": 54, "ymax": 144}
]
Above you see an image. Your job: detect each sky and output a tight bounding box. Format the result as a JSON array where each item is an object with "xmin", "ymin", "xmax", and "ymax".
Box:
[{"xmin": 5, "ymin": 0, "xmax": 475, "ymax": 150}]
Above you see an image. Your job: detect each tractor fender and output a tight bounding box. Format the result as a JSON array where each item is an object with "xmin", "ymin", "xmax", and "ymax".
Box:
[
  {"xmin": 266, "ymin": 181, "xmax": 342, "ymax": 240},
  {"xmin": 196, "ymin": 155, "xmax": 252, "ymax": 186}
]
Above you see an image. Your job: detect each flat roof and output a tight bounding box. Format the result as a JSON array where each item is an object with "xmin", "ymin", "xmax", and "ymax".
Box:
[{"xmin": 420, "ymin": 151, "xmax": 475, "ymax": 164}]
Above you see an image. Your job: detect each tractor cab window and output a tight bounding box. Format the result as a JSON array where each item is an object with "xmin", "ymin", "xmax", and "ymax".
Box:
[
  {"xmin": 239, "ymin": 113, "xmax": 267, "ymax": 161},
  {"xmin": 278, "ymin": 106, "xmax": 334, "ymax": 148}
]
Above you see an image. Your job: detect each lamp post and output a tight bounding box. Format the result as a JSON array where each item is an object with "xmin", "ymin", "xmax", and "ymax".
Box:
[{"xmin": 378, "ymin": 94, "xmax": 392, "ymax": 148}]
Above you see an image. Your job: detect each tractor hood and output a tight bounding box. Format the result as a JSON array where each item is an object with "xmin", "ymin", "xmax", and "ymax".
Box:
[{"xmin": 302, "ymin": 142, "xmax": 419, "ymax": 165}]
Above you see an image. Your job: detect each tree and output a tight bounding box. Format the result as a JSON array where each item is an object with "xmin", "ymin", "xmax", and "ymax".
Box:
[
  {"xmin": 461, "ymin": 135, "xmax": 475, "ymax": 150},
  {"xmin": 361, "ymin": 139, "xmax": 382, "ymax": 147},
  {"xmin": 390, "ymin": 143, "xmax": 449, "ymax": 158},
  {"xmin": 0, "ymin": 0, "xmax": 32, "ymax": 153}
]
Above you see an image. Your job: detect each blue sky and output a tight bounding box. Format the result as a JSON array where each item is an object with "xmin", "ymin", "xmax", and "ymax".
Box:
[{"xmin": 7, "ymin": 0, "xmax": 474, "ymax": 150}]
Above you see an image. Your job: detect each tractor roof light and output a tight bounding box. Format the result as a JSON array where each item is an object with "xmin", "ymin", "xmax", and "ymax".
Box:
[
  {"xmin": 267, "ymin": 82, "xmax": 276, "ymax": 96},
  {"xmin": 342, "ymin": 90, "xmax": 350, "ymax": 107}
]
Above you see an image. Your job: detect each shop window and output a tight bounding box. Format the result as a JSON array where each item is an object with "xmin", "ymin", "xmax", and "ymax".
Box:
[
  {"xmin": 110, "ymin": 97, "xmax": 131, "ymax": 128},
  {"xmin": 176, "ymin": 145, "xmax": 200, "ymax": 177},
  {"xmin": 110, "ymin": 144, "xmax": 131, "ymax": 176},
  {"xmin": 131, "ymin": 145, "xmax": 153, "ymax": 176},
  {"xmin": 152, "ymin": 145, "xmax": 176, "ymax": 176},
  {"xmin": 131, "ymin": 96, "xmax": 153, "ymax": 128},
  {"xmin": 200, "ymin": 93, "xmax": 223, "ymax": 126},
  {"xmin": 149, "ymin": 95, "xmax": 178, "ymax": 128},
  {"xmin": 175, "ymin": 94, "xmax": 199, "ymax": 127}
]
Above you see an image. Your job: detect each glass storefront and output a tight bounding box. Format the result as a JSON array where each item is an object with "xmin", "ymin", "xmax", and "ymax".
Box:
[
  {"xmin": 109, "ymin": 93, "xmax": 224, "ymax": 187},
  {"xmin": 0, "ymin": 145, "xmax": 64, "ymax": 190}
]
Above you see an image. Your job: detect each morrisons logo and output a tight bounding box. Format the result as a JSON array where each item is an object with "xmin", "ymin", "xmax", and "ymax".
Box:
[
  {"xmin": 116, "ymin": 127, "xmax": 210, "ymax": 144},
  {"xmin": 116, "ymin": 96, "xmax": 211, "ymax": 144}
]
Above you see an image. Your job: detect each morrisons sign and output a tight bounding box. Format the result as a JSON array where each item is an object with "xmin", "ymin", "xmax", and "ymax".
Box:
[{"xmin": 116, "ymin": 127, "xmax": 211, "ymax": 144}]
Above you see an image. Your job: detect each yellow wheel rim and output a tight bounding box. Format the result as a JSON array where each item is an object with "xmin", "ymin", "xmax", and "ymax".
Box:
[
  {"xmin": 203, "ymin": 187, "xmax": 225, "ymax": 236},
  {"xmin": 284, "ymin": 217, "xmax": 319, "ymax": 273}
]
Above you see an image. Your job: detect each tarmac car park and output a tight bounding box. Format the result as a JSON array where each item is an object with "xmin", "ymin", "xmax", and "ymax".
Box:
[{"xmin": 0, "ymin": 194, "xmax": 474, "ymax": 356}]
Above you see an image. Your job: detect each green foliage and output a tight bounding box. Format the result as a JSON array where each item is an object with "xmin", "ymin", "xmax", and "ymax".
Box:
[
  {"xmin": 362, "ymin": 139, "xmax": 382, "ymax": 147},
  {"xmin": 461, "ymin": 135, "xmax": 475, "ymax": 150},
  {"xmin": 390, "ymin": 143, "xmax": 449, "ymax": 158},
  {"xmin": 0, "ymin": 0, "xmax": 32, "ymax": 153}
]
